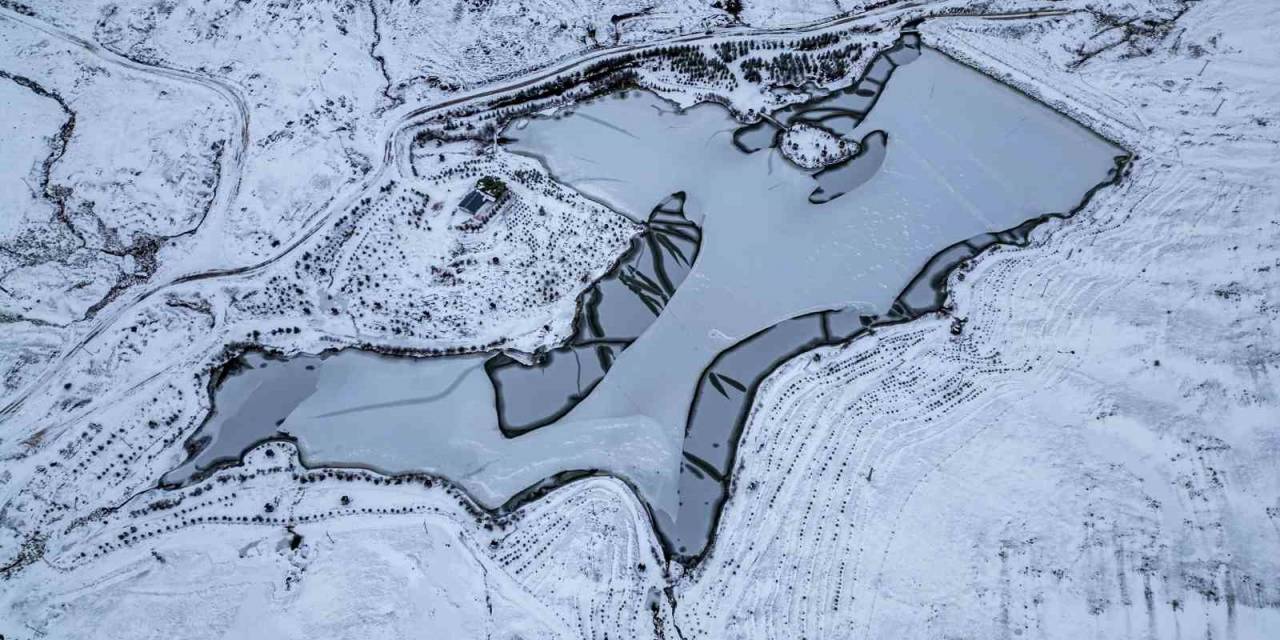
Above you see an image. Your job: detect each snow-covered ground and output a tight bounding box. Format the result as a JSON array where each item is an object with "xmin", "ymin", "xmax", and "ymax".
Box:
[
  {"xmin": 0, "ymin": 15, "xmax": 232, "ymax": 326},
  {"xmin": 1, "ymin": 0, "xmax": 1277, "ymax": 638}
]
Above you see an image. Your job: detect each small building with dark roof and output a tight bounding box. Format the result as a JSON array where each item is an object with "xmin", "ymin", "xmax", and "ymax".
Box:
[{"xmin": 457, "ymin": 190, "xmax": 491, "ymax": 216}]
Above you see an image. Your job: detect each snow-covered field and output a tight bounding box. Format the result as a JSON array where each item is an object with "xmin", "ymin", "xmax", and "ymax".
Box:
[{"xmin": 1, "ymin": 0, "xmax": 1277, "ymax": 638}]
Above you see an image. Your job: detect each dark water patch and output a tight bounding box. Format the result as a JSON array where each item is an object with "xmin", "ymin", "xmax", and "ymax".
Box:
[
  {"xmin": 677, "ymin": 314, "xmax": 835, "ymax": 554},
  {"xmin": 162, "ymin": 351, "xmax": 322, "ymax": 485},
  {"xmin": 685, "ymin": 314, "xmax": 831, "ymax": 470},
  {"xmin": 488, "ymin": 193, "xmax": 701, "ymax": 435},
  {"xmin": 732, "ymin": 120, "xmax": 780, "ymax": 153},
  {"xmin": 809, "ymin": 130, "xmax": 887, "ymax": 203},
  {"xmin": 486, "ymin": 342, "xmax": 621, "ymax": 436}
]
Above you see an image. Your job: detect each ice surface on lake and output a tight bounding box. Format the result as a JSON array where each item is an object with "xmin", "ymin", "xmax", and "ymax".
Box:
[
  {"xmin": 169, "ymin": 48, "xmax": 1119, "ymax": 553},
  {"xmin": 506, "ymin": 47, "xmax": 1121, "ymax": 549}
]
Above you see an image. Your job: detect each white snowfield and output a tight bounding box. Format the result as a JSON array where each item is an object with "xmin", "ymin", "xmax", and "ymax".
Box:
[{"xmin": 1, "ymin": 0, "xmax": 1277, "ymax": 638}]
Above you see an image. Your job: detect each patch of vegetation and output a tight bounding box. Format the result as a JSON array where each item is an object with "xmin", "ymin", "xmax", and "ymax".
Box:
[{"xmin": 477, "ymin": 176, "xmax": 508, "ymax": 200}]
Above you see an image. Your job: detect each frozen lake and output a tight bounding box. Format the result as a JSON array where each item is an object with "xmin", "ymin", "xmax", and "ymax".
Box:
[
  {"xmin": 166, "ymin": 40, "xmax": 1124, "ymax": 558},
  {"xmin": 503, "ymin": 42, "xmax": 1123, "ymax": 554}
]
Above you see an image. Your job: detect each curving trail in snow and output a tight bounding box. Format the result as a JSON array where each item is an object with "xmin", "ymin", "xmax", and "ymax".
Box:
[{"xmin": 0, "ymin": 6, "xmax": 250, "ymax": 237}]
